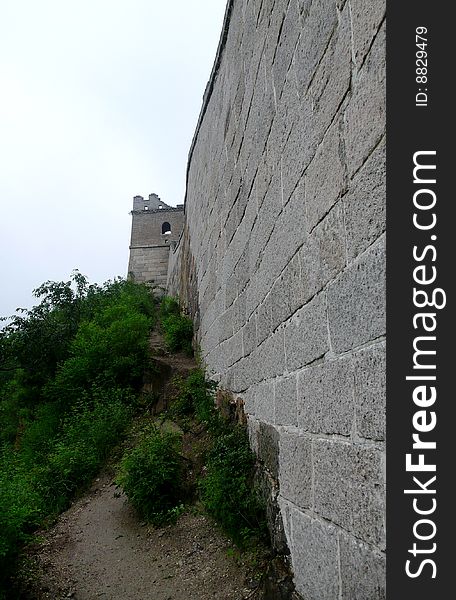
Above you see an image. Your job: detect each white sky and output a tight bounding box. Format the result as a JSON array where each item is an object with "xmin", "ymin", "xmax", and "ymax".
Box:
[{"xmin": 0, "ymin": 0, "xmax": 227, "ymax": 319}]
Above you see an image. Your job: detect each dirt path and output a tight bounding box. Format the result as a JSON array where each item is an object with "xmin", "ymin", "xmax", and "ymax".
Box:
[
  {"xmin": 19, "ymin": 336, "xmax": 260, "ymax": 599},
  {"xmin": 22, "ymin": 472, "xmax": 256, "ymax": 600}
]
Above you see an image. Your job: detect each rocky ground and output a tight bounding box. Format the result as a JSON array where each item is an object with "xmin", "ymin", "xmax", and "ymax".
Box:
[{"xmin": 18, "ymin": 471, "xmax": 260, "ymax": 600}]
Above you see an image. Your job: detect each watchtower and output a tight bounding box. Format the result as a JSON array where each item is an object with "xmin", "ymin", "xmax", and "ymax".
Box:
[{"xmin": 127, "ymin": 193, "xmax": 184, "ymax": 287}]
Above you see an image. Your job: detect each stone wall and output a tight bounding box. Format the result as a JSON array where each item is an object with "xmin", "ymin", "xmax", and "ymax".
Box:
[{"xmin": 168, "ymin": 1, "xmax": 386, "ymax": 597}]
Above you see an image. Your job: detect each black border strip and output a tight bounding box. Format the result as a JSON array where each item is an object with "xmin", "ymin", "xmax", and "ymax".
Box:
[{"xmin": 387, "ymin": 2, "xmax": 452, "ymax": 596}]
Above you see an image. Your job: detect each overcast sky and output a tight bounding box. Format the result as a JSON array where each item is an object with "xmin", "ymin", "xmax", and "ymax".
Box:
[{"xmin": 0, "ymin": 0, "xmax": 226, "ymax": 320}]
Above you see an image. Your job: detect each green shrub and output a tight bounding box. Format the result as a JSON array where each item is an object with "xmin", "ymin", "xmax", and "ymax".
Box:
[
  {"xmin": 159, "ymin": 296, "xmax": 193, "ymax": 355},
  {"xmin": 117, "ymin": 427, "xmax": 184, "ymax": 525},
  {"xmin": 0, "ymin": 275, "xmax": 154, "ymax": 593},
  {"xmin": 161, "ymin": 314, "xmax": 193, "ymax": 354},
  {"xmin": 0, "ymin": 451, "xmax": 44, "ymax": 592},
  {"xmin": 170, "ymin": 369, "xmax": 219, "ymax": 427},
  {"xmin": 160, "ymin": 296, "xmax": 180, "ymax": 319},
  {"xmin": 199, "ymin": 427, "xmax": 266, "ymax": 546},
  {"xmin": 41, "ymin": 390, "xmax": 132, "ymax": 513}
]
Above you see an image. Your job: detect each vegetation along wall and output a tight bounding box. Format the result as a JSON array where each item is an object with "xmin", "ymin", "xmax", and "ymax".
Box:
[{"xmin": 168, "ymin": 0, "xmax": 386, "ymax": 597}]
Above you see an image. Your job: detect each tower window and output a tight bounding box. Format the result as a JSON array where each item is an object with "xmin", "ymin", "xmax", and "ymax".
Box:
[{"xmin": 162, "ymin": 222, "xmax": 171, "ymax": 235}]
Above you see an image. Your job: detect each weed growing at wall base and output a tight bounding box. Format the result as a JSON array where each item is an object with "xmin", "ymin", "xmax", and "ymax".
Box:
[
  {"xmin": 199, "ymin": 426, "xmax": 267, "ymax": 547},
  {"xmin": 168, "ymin": 368, "xmax": 267, "ymax": 547},
  {"xmin": 159, "ymin": 296, "xmax": 193, "ymax": 354}
]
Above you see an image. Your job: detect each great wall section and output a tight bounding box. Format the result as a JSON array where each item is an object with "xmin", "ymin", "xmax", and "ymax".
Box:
[{"xmin": 133, "ymin": 1, "xmax": 386, "ymax": 597}]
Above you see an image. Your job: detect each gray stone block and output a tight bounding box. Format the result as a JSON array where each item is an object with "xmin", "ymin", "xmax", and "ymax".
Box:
[
  {"xmin": 306, "ymin": 119, "xmax": 346, "ymax": 231},
  {"xmin": 232, "ymin": 289, "xmax": 247, "ymax": 334},
  {"xmin": 219, "ymin": 307, "xmax": 234, "ymax": 342},
  {"xmin": 253, "ymin": 380, "xmax": 275, "ymax": 424},
  {"xmin": 327, "ymin": 235, "xmax": 385, "ymax": 353},
  {"xmin": 297, "ymin": 356, "xmax": 354, "ymax": 435},
  {"xmin": 226, "ymin": 329, "xmax": 243, "ymax": 367},
  {"xmin": 354, "ymin": 343, "xmax": 386, "ymax": 441},
  {"xmin": 313, "ymin": 440, "xmax": 385, "ymax": 545},
  {"xmin": 300, "ymin": 202, "xmax": 346, "ymax": 301},
  {"xmin": 275, "ymin": 374, "xmax": 298, "ymax": 426},
  {"xmin": 279, "ymin": 432, "xmax": 312, "ymax": 507},
  {"xmin": 339, "ymin": 534, "xmax": 386, "ymax": 600},
  {"xmin": 280, "ymin": 99, "xmax": 316, "ymax": 205},
  {"xmin": 290, "ymin": 510, "xmax": 339, "ymax": 600},
  {"xmin": 344, "ymin": 137, "xmax": 386, "ymax": 261},
  {"xmin": 257, "ymin": 422, "xmax": 280, "ymax": 479},
  {"xmin": 257, "ymin": 295, "xmax": 274, "ymax": 345},
  {"xmin": 258, "ymin": 328, "xmax": 286, "ymax": 380},
  {"xmin": 284, "ymin": 292, "xmax": 329, "ymax": 371},
  {"xmin": 294, "ymin": 0, "xmax": 338, "ymax": 97},
  {"xmin": 350, "ymin": 0, "xmax": 386, "ymax": 68},
  {"xmin": 243, "ymin": 314, "xmax": 257, "ymax": 357},
  {"xmin": 249, "ymin": 174, "xmax": 283, "ymax": 274},
  {"xmin": 232, "ymin": 355, "xmax": 257, "ymax": 392},
  {"xmin": 307, "ymin": 2, "xmax": 351, "ymax": 139},
  {"xmin": 273, "ymin": 0, "xmax": 301, "ymax": 101},
  {"xmin": 344, "ymin": 23, "xmax": 385, "ymax": 177},
  {"xmin": 269, "ymin": 67, "xmax": 300, "ymax": 158},
  {"xmin": 269, "ymin": 252, "xmax": 305, "ymax": 332}
]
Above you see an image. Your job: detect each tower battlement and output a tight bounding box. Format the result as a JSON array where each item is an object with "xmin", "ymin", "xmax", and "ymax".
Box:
[{"xmin": 127, "ymin": 192, "xmax": 184, "ymax": 287}]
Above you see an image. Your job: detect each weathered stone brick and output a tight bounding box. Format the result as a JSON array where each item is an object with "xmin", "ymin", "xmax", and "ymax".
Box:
[
  {"xmin": 242, "ymin": 314, "xmax": 257, "ymax": 357},
  {"xmin": 258, "ymin": 175, "xmax": 307, "ymax": 284},
  {"xmin": 258, "ymin": 328, "xmax": 286, "ymax": 380},
  {"xmin": 219, "ymin": 307, "xmax": 234, "ymax": 342},
  {"xmin": 273, "ymin": 0, "xmax": 301, "ymax": 101},
  {"xmin": 349, "ymin": 0, "xmax": 386, "ymax": 68},
  {"xmin": 232, "ymin": 288, "xmax": 247, "ymax": 333},
  {"xmin": 294, "ymin": 0, "xmax": 338, "ymax": 97},
  {"xmin": 300, "ymin": 203, "xmax": 346, "ymax": 300},
  {"xmin": 339, "ymin": 534, "xmax": 386, "ymax": 599},
  {"xmin": 313, "ymin": 440, "xmax": 385, "ymax": 545},
  {"xmin": 284, "ymin": 292, "xmax": 329, "ymax": 371},
  {"xmin": 257, "ymin": 422, "xmax": 280, "ymax": 478},
  {"xmin": 307, "ymin": 1, "xmax": 351, "ymax": 139},
  {"xmin": 256, "ymin": 295, "xmax": 273, "ymax": 344},
  {"xmin": 327, "ymin": 235, "xmax": 385, "ymax": 353},
  {"xmin": 343, "ymin": 137, "xmax": 386, "ymax": 261},
  {"xmin": 268, "ymin": 252, "xmax": 305, "ymax": 332},
  {"xmin": 306, "ymin": 119, "xmax": 346, "ymax": 232},
  {"xmin": 354, "ymin": 342, "xmax": 386, "ymax": 440},
  {"xmin": 279, "ymin": 432, "xmax": 311, "ymax": 507},
  {"xmin": 344, "ymin": 23, "xmax": 385, "ymax": 176},
  {"xmin": 280, "ymin": 99, "xmax": 315, "ymax": 204},
  {"xmin": 249, "ymin": 174, "xmax": 283, "ymax": 274},
  {"xmin": 274, "ymin": 374, "xmax": 298, "ymax": 426},
  {"xmin": 252, "ymin": 380, "xmax": 275, "ymax": 424},
  {"xmin": 290, "ymin": 510, "xmax": 340, "ymax": 600},
  {"xmin": 226, "ymin": 329, "xmax": 243, "ymax": 367},
  {"xmin": 297, "ymin": 356, "xmax": 354, "ymax": 435}
]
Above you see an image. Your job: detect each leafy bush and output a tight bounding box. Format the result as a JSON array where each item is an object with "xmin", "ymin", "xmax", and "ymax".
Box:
[
  {"xmin": 170, "ymin": 369, "xmax": 218, "ymax": 427},
  {"xmin": 159, "ymin": 296, "xmax": 193, "ymax": 354},
  {"xmin": 41, "ymin": 390, "xmax": 132, "ymax": 513},
  {"xmin": 161, "ymin": 314, "xmax": 193, "ymax": 354},
  {"xmin": 0, "ymin": 450, "xmax": 43, "ymax": 583},
  {"xmin": 199, "ymin": 427, "xmax": 266, "ymax": 546},
  {"xmin": 117, "ymin": 427, "xmax": 184, "ymax": 525},
  {"xmin": 0, "ymin": 390, "xmax": 132, "ymax": 582},
  {"xmin": 159, "ymin": 296, "xmax": 180, "ymax": 319},
  {"xmin": 0, "ymin": 275, "xmax": 155, "ymax": 592}
]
